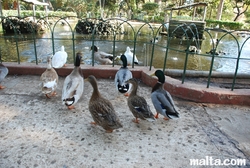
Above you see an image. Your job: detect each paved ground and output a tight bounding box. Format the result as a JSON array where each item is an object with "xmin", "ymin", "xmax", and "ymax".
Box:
[{"xmin": 0, "ymin": 75, "xmax": 250, "ymax": 168}]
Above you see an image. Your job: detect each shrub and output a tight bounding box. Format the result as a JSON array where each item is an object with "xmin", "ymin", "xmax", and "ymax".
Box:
[
  {"xmin": 2, "ymin": 10, "xmax": 77, "ymax": 18},
  {"xmin": 205, "ymin": 19, "xmax": 244, "ymax": 30}
]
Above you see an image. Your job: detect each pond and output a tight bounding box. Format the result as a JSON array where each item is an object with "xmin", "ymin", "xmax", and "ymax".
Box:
[{"xmin": 0, "ymin": 19, "xmax": 250, "ymax": 74}]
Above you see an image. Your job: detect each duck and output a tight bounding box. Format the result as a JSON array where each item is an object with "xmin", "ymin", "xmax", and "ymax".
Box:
[
  {"xmin": 90, "ymin": 45, "xmax": 113, "ymax": 65},
  {"xmin": 85, "ymin": 75, "xmax": 123, "ymax": 133},
  {"xmin": 187, "ymin": 46, "xmax": 197, "ymax": 53},
  {"xmin": 185, "ymin": 46, "xmax": 201, "ymax": 54},
  {"xmin": 210, "ymin": 38, "xmax": 219, "ymax": 45},
  {"xmin": 206, "ymin": 49, "xmax": 219, "ymax": 55},
  {"xmin": 124, "ymin": 46, "xmax": 139, "ymax": 65},
  {"xmin": 52, "ymin": 46, "xmax": 68, "ymax": 68},
  {"xmin": 0, "ymin": 63, "xmax": 8, "ymax": 89},
  {"xmin": 151, "ymin": 70, "xmax": 179, "ymax": 120},
  {"xmin": 126, "ymin": 78, "xmax": 155, "ymax": 123},
  {"xmin": 62, "ymin": 52, "xmax": 84, "ymax": 109},
  {"xmin": 150, "ymin": 37, "xmax": 159, "ymax": 43},
  {"xmin": 114, "ymin": 54, "xmax": 133, "ymax": 96},
  {"xmin": 40, "ymin": 56, "xmax": 59, "ymax": 98}
]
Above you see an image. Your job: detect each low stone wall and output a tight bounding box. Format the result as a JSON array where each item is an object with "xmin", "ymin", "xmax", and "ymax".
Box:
[{"xmin": 4, "ymin": 62, "xmax": 250, "ymax": 106}]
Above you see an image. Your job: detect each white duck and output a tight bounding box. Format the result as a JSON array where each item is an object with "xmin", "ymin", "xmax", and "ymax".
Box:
[
  {"xmin": 114, "ymin": 54, "xmax": 133, "ymax": 96},
  {"xmin": 151, "ymin": 70, "xmax": 179, "ymax": 120},
  {"xmin": 52, "ymin": 46, "xmax": 68, "ymax": 68},
  {"xmin": 0, "ymin": 63, "xmax": 8, "ymax": 89},
  {"xmin": 62, "ymin": 52, "xmax": 84, "ymax": 109},
  {"xmin": 124, "ymin": 46, "xmax": 139, "ymax": 65},
  {"xmin": 40, "ymin": 56, "xmax": 58, "ymax": 98},
  {"xmin": 90, "ymin": 45, "xmax": 113, "ymax": 65}
]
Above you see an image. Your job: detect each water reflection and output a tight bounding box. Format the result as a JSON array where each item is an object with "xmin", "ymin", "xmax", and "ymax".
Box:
[{"xmin": 0, "ymin": 20, "xmax": 250, "ymax": 73}]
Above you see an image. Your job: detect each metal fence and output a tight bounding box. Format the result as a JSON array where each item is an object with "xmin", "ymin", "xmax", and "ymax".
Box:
[{"xmin": 0, "ymin": 16, "xmax": 250, "ymax": 91}]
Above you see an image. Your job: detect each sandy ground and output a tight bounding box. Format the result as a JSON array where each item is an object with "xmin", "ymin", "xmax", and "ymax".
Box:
[{"xmin": 0, "ymin": 75, "xmax": 250, "ymax": 168}]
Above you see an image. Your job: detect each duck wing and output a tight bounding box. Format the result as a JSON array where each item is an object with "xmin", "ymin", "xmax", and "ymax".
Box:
[
  {"xmin": 99, "ymin": 51, "xmax": 113, "ymax": 59},
  {"xmin": 124, "ymin": 50, "xmax": 138, "ymax": 65},
  {"xmin": 62, "ymin": 75, "xmax": 84, "ymax": 104},
  {"xmin": 0, "ymin": 65, "xmax": 8, "ymax": 82},
  {"xmin": 40, "ymin": 69, "xmax": 58, "ymax": 93},
  {"xmin": 41, "ymin": 69, "xmax": 58, "ymax": 85},
  {"xmin": 151, "ymin": 90, "xmax": 179, "ymax": 119},
  {"xmin": 89, "ymin": 97, "xmax": 122, "ymax": 129},
  {"xmin": 94, "ymin": 52, "xmax": 112, "ymax": 64},
  {"xmin": 129, "ymin": 95, "xmax": 154, "ymax": 120},
  {"xmin": 52, "ymin": 51, "xmax": 68, "ymax": 68}
]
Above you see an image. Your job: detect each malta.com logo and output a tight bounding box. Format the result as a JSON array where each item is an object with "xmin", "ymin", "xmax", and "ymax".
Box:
[{"xmin": 190, "ymin": 156, "xmax": 246, "ymax": 166}]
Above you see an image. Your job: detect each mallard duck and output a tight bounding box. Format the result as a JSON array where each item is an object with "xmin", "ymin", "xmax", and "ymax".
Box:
[
  {"xmin": 151, "ymin": 70, "xmax": 179, "ymax": 120},
  {"xmin": 85, "ymin": 75, "xmax": 123, "ymax": 133},
  {"xmin": 0, "ymin": 63, "xmax": 8, "ymax": 89},
  {"xmin": 124, "ymin": 46, "xmax": 139, "ymax": 65},
  {"xmin": 126, "ymin": 78, "xmax": 155, "ymax": 123},
  {"xmin": 52, "ymin": 46, "xmax": 68, "ymax": 68},
  {"xmin": 62, "ymin": 52, "xmax": 84, "ymax": 109},
  {"xmin": 114, "ymin": 54, "xmax": 133, "ymax": 96},
  {"xmin": 90, "ymin": 45, "xmax": 113, "ymax": 65},
  {"xmin": 40, "ymin": 56, "xmax": 58, "ymax": 98}
]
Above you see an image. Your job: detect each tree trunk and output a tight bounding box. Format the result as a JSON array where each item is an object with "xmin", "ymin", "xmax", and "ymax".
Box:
[
  {"xmin": 233, "ymin": 4, "xmax": 249, "ymax": 21},
  {"xmin": 234, "ymin": 6, "xmax": 241, "ymax": 21},
  {"xmin": 216, "ymin": 0, "xmax": 224, "ymax": 20}
]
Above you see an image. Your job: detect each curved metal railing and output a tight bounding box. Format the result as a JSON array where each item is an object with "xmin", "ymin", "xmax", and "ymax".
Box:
[{"xmin": 0, "ymin": 16, "xmax": 250, "ymax": 91}]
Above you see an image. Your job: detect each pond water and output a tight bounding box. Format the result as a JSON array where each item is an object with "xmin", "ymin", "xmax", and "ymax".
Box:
[{"xmin": 0, "ymin": 20, "xmax": 250, "ymax": 73}]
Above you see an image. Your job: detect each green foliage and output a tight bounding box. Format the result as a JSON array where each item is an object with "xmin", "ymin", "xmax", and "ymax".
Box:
[
  {"xmin": 47, "ymin": 11, "xmax": 77, "ymax": 18},
  {"xmin": 154, "ymin": 15, "xmax": 164, "ymax": 23},
  {"xmin": 206, "ymin": 19, "xmax": 244, "ymax": 30},
  {"xmin": 2, "ymin": 10, "xmax": 77, "ymax": 18},
  {"xmin": 206, "ymin": 0, "xmax": 235, "ymax": 21},
  {"xmin": 50, "ymin": 0, "xmax": 65, "ymax": 11},
  {"xmin": 2, "ymin": 0, "xmax": 250, "ymax": 25},
  {"xmin": 142, "ymin": 2, "xmax": 159, "ymax": 12}
]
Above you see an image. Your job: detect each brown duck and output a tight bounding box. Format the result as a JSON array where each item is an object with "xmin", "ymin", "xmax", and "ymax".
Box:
[
  {"xmin": 86, "ymin": 75, "xmax": 123, "ymax": 133},
  {"xmin": 126, "ymin": 78, "xmax": 155, "ymax": 123},
  {"xmin": 40, "ymin": 56, "xmax": 58, "ymax": 98}
]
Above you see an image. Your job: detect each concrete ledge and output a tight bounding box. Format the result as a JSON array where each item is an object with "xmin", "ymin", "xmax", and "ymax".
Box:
[
  {"xmin": 142, "ymin": 71, "xmax": 250, "ymax": 106},
  {"xmin": 4, "ymin": 62, "xmax": 250, "ymax": 106},
  {"xmin": 165, "ymin": 69, "xmax": 250, "ymax": 78},
  {"xmin": 5, "ymin": 63, "xmax": 143, "ymax": 79}
]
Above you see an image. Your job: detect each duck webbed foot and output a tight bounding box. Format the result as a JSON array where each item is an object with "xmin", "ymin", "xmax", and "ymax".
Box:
[
  {"xmin": 67, "ymin": 105, "xmax": 75, "ymax": 110},
  {"xmin": 45, "ymin": 94, "xmax": 51, "ymax": 98},
  {"xmin": 133, "ymin": 118, "xmax": 140, "ymax": 124},
  {"xmin": 105, "ymin": 129, "xmax": 113, "ymax": 133},
  {"xmin": 154, "ymin": 112, "xmax": 159, "ymax": 119},
  {"xmin": 46, "ymin": 91, "xmax": 57, "ymax": 98},
  {"xmin": 51, "ymin": 91, "xmax": 57, "ymax": 96},
  {"xmin": 124, "ymin": 92, "xmax": 130, "ymax": 97}
]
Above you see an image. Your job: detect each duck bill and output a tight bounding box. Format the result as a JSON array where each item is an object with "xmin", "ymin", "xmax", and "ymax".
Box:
[{"xmin": 150, "ymin": 73, "xmax": 155, "ymax": 77}]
